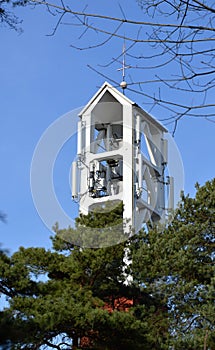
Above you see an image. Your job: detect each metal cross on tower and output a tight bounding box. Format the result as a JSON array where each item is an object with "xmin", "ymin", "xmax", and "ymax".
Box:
[{"xmin": 117, "ymin": 41, "xmax": 131, "ymax": 91}]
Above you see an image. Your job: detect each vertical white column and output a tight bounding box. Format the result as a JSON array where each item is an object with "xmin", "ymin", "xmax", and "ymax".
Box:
[
  {"xmin": 123, "ymin": 105, "xmax": 134, "ymax": 235},
  {"xmin": 77, "ymin": 120, "xmax": 82, "ymax": 156},
  {"xmin": 138, "ymin": 153, "xmax": 143, "ymax": 191},
  {"xmin": 84, "ymin": 113, "xmax": 93, "ymax": 154},
  {"xmin": 71, "ymin": 161, "xmax": 78, "ymax": 198},
  {"xmin": 106, "ymin": 124, "xmax": 111, "ymax": 151},
  {"xmin": 162, "ymin": 138, "xmax": 168, "ymax": 164},
  {"xmin": 79, "ymin": 113, "xmax": 91, "ymax": 215},
  {"xmin": 135, "ymin": 114, "xmax": 141, "ymax": 145}
]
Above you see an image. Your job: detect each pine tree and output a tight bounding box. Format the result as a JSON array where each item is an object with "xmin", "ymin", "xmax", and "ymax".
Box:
[
  {"xmin": 131, "ymin": 178, "xmax": 215, "ymax": 349},
  {"xmin": 0, "ymin": 203, "xmax": 166, "ymax": 349},
  {"xmin": 0, "ymin": 179, "xmax": 214, "ymax": 349}
]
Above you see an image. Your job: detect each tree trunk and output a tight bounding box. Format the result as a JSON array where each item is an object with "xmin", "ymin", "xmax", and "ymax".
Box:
[{"xmin": 73, "ymin": 335, "xmax": 79, "ymax": 349}]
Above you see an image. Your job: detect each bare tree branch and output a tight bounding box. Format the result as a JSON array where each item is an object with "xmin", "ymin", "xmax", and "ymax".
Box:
[
  {"xmin": 0, "ymin": 211, "xmax": 7, "ymax": 223},
  {"xmin": 30, "ymin": 0, "xmax": 215, "ymax": 32},
  {"xmin": 24, "ymin": 0, "xmax": 215, "ymax": 133}
]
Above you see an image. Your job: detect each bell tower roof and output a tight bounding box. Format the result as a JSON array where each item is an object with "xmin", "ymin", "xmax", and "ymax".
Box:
[
  {"xmin": 79, "ymin": 81, "xmax": 167, "ymax": 132},
  {"xmin": 79, "ymin": 81, "xmax": 135, "ymax": 116}
]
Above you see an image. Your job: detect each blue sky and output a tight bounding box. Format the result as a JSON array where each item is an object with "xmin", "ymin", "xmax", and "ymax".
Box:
[{"xmin": 0, "ymin": 0, "xmax": 214, "ymax": 254}]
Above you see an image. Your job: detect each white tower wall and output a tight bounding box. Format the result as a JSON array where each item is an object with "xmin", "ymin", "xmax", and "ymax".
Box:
[{"xmin": 72, "ymin": 82, "xmax": 170, "ymax": 235}]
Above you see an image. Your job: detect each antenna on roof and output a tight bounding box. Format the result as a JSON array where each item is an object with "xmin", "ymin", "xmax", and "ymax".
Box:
[{"xmin": 117, "ymin": 39, "xmax": 130, "ymax": 94}]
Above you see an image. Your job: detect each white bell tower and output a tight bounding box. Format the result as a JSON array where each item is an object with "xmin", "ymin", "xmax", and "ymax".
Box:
[{"xmin": 72, "ymin": 82, "xmax": 173, "ymax": 234}]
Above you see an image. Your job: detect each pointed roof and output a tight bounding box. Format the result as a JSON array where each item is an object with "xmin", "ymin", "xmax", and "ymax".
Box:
[
  {"xmin": 79, "ymin": 82, "xmax": 167, "ymax": 132},
  {"xmin": 79, "ymin": 82, "xmax": 134, "ymax": 116}
]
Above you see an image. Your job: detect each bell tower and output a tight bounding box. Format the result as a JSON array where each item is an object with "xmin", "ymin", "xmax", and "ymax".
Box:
[{"xmin": 72, "ymin": 82, "xmax": 172, "ymax": 234}]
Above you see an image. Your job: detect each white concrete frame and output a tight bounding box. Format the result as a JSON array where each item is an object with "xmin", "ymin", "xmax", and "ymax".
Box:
[{"xmin": 72, "ymin": 82, "xmax": 171, "ymax": 235}]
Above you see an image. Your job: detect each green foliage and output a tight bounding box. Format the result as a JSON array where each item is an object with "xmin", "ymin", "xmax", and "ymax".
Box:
[
  {"xmin": 53, "ymin": 201, "xmax": 127, "ymax": 249},
  {"xmin": 0, "ymin": 202, "xmax": 163, "ymax": 349},
  {"xmin": 0, "ymin": 179, "xmax": 214, "ymax": 349},
  {"xmin": 131, "ymin": 178, "xmax": 215, "ymax": 349}
]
